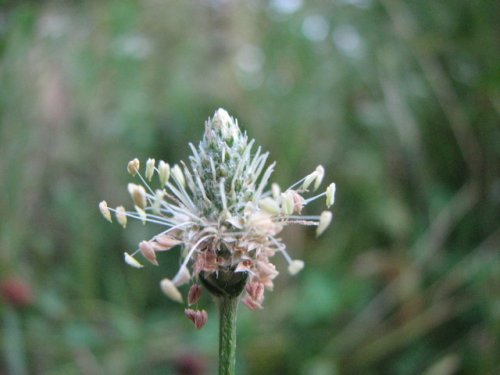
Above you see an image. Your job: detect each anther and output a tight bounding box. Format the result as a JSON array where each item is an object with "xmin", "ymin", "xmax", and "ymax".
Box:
[
  {"xmin": 160, "ymin": 278, "xmax": 183, "ymax": 303},
  {"xmin": 288, "ymin": 259, "xmax": 305, "ymax": 275},
  {"xmin": 99, "ymin": 201, "xmax": 112, "ymax": 222},
  {"xmin": 316, "ymin": 211, "xmax": 332, "ymax": 237},
  {"xmin": 326, "ymin": 183, "xmax": 336, "ymax": 208},
  {"xmin": 127, "ymin": 158, "xmax": 140, "ymax": 176},
  {"xmin": 128, "ymin": 183, "xmax": 147, "ymax": 209},
  {"xmin": 145, "ymin": 158, "xmax": 155, "ymax": 181},
  {"xmin": 158, "ymin": 160, "xmax": 170, "ymax": 186},
  {"xmin": 124, "ymin": 252, "xmax": 144, "ymax": 268},
  {"xmin": 116, "ymin": 205, "xmax": 127, "ymax": 228}
]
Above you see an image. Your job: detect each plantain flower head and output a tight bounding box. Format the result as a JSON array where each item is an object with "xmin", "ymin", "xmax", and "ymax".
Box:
[{"xmin": 99, "ymin": 109, "xmax": 336, "ymax": 327}]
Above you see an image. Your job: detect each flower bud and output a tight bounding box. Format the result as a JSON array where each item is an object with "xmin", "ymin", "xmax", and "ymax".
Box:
[{"xmin": 212, "ymin": 108, "xmax": 238, "ymax": 140}]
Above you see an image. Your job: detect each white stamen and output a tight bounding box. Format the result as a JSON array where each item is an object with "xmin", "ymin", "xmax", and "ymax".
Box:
[
  {"xmin": 145, "ymin": 158, "xmax": 155, "ymax": 181},
  {"xmin": 316, "ymin": 211, "xmax": 332, "ymax": 237},
  {"xmin": 134, "ymin": 205, "xmax": 147, "ymax": 224},
  {"xmin": 158, "ymin": 160, "xmax": 170, "ymax": 186},
  {"xmin": 115, "ymin": 206, "xmax": 127, "ymax": 228},
  {"xmin": 172, "ymin": 265, "xmax": 191, "ymax": 286},
  {"xmin": 171, "ymin": 164, "xmax": 186, "ymax": 188},
  {"xmin": 128, "ymin": 183, "xmax": 147, "ymax": 209},
  {"xmin": 271, "ymin": 183, "xmax": 281, "ymax": 199},
  {"xmin": 313, "ymin": 165, "xmax": 325, "ymax": 191},
  {"xmin": 302, "ymin": 176, "xmax": 315, "ymax": 191},
  {"xmin": 288, "ymin": 259, "xmax": 305, "ymax": 275},
  {"xmin": 281, "ymin": 191, "xmax": 294, "ymax": 216},
  {"xmin": 160, "ymin": 278, "xmax": 183, "ymax": 303},
  {"xmin": 127, "ymin": 158, "xmax": 140, "ymax": 176},
  {"xmin": 99, "ymin": 201, "xmax": 112, "ymax": 222},
  {"xmin": 124, "ymin": 252, "xmax": 144, "ymax": 268},
  {"xmin": 326, "ymin": 182, "xmax": 336, "ymax": 208},
  {"xmin": 259, "ymin": 197, "xmax": 280, "ymax": 215},
  {"xmin": 152, "ymin": 189, "xmax": 165, "ymax": 214}
]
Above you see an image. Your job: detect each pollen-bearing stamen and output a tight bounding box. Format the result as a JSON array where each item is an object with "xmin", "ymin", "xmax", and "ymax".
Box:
[{"xmin": 99, "ymin": 108, "xmax": 336, "ymax": 327}]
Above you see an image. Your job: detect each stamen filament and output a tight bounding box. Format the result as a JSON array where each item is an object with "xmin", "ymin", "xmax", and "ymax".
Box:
[{"xmin": 304, "ymin": 191, "xmax": 326, "ymax": 204}]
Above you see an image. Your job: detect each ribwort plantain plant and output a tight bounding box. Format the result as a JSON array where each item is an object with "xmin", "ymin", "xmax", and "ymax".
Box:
[{"xmin": 100, "ymin": 109, "xmax": 336, "ymax": 374}]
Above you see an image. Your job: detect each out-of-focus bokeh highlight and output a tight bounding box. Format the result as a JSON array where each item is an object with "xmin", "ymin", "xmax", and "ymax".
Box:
[{"xmin": 1, "ymin": 1, "xmax": 499, "ymax": 374}]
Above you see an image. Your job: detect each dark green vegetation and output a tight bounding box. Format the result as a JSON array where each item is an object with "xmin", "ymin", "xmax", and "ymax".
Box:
[{"xmin": 0, "ymin": 1, "xmax": 498, "ymax": 374}]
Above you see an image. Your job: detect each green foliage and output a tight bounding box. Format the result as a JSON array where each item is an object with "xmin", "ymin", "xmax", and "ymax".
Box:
[{"xmin": 0, "ymin": 1, "xmax": 498, "ymax": 374}]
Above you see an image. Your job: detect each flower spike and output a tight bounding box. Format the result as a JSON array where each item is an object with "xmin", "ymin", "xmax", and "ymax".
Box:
[{"xmin": 100, "ymin": 108, "xmax": 336, "ymax": 327}]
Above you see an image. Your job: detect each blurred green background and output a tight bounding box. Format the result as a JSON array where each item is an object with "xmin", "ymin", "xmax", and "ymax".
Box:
[{"xmin": 0, "ymin": 0, "xmax": 499, "ymax": 374}]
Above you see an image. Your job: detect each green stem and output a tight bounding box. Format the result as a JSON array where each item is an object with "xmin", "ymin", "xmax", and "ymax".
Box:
[
  {"xmin": 3, "ymin": 306, "xmax": 28, "ymax": 375},
  {"xmin": 218, "ymin": 296, "xmax": 239, "ymax": 375}
]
